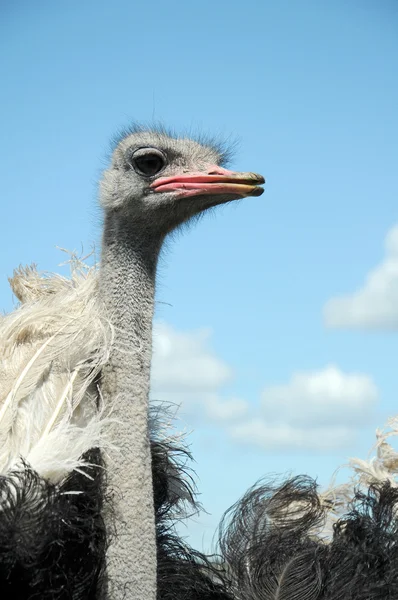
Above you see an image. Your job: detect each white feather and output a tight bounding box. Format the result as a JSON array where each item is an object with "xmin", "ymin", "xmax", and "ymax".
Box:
[{"xmin": 0, "ymin": 252, "xmax": 114, "ymax": 482}]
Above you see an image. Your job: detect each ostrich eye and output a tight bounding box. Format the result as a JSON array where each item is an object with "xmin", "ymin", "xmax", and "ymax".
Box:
[{"xmin": 130, "ymin": 148, "xmax": 166, "ymax": 177}]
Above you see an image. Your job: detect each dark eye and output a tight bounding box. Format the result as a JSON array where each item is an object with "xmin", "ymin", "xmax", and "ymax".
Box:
[{"xmin": 130, "ymin": 149, "xmax": 166, "ymax": 177}]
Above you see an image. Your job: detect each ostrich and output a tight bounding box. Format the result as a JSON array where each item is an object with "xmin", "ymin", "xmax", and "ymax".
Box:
[
  {"xmin": 1, "ymin": 125, "xmax": 398, "ymax": 600},
  {"xmin": 97, "ymin": 126, "xmax": 264, "ymax": 598}
]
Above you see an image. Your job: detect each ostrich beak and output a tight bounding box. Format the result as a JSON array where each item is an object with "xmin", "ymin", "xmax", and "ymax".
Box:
[{"xmin": 150, "ymin": 165, "xmax": 265, "ymax": 199}]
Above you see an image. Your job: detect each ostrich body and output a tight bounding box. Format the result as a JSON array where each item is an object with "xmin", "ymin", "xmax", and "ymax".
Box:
[{"xmin": 97, "ymin": 128, "xmax": 264, "ymax": 598}]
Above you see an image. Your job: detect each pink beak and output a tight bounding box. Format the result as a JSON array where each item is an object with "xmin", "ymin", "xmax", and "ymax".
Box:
[{"xmin": 150, "ymin": 165, "xmax": 265, "ymax": 199}]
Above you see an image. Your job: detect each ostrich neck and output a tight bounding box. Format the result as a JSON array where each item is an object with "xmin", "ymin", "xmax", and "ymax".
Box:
[
  {"xmin": 99, "ymin": 214, "xmax": 162, "ymax": 600},
  {"xmin": 100, "ymin": 218, "xmax": 160, "ymax": 376}
]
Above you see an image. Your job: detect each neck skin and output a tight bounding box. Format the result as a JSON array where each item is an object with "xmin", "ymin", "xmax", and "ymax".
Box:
[{"xmin": 99, "ymin": 213, "xmax": 163, "ymax": 600}]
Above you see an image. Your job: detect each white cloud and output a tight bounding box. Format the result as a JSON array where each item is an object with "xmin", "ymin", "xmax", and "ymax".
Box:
[
  {"xmin": 151, "ymin": 322, "xmax": 248, "ymax": 422},
  {"xmin": 152, "ymin": 323, "xmax": 231, "ymax": 392},
  {"xmin": 261, "ymin": 365, "xmax": 378, "ymax": 428},
  {"xmin": 229, "ymin": 365, "xmax": 379, "ymax": 452},
  {"xmin": 324, "ymin": 224, "xmax": 398, "ymax": 329}
]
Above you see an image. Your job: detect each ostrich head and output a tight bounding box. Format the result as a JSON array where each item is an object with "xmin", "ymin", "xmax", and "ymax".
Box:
[{"xmin": 100, "ymin": 128, "xmax": 265, "ymax": 234}]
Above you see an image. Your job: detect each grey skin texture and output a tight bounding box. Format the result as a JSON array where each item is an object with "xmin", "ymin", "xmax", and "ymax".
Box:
[{"xmin": 98, "ymin": 127, "xmax": 264, "ymax": 599}]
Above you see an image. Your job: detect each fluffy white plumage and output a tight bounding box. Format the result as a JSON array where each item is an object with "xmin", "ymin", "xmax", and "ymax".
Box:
[{"xmin": 0, "ymin": 253, "xmax": 115, "ymax": 482}]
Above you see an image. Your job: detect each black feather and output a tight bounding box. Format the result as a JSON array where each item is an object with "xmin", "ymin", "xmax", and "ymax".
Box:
[
  {"xmin": 0, "ymin": 449, "xmax": 106, "ymax": 599},
  {"xmin": 218, "ymin": 476, "xmax": 398, "ymax": 600},
  {"xmin": 322, "ymin": 483, "xmax": 398, "ymax": 599},
  {"xmin": 218, "ymin": 476, "xmax": 325, "ymax": 600}
]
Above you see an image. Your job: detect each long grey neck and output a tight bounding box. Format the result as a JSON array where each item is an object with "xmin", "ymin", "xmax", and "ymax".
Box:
[{"xmin": 99, "ymin": 213, "xmax": 162, "ymax": 600}]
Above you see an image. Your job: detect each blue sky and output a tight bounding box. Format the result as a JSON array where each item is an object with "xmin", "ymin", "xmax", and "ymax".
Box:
[{"xmin": 1, "ymin": 0, "xmax": 398, "ymax": 550}]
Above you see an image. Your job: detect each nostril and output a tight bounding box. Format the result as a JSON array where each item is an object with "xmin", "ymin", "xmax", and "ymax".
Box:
[{"xmin": 207, "ymin": 165, "xmax": 234, "ymax": 176}]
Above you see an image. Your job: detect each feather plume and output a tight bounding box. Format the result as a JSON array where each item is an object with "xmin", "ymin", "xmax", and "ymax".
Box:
[
  {"xmin": 0, "ymin": 253, "xmax": 114, "ymax": 482},
  {"xmin": 314, "ymin": 412, "xmax": 398, "ymax": 536}
]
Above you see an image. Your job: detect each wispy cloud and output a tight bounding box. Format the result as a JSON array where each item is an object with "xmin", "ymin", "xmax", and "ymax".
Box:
[
  {"xmin": 229, "ymin": 422, "xmax": 355, "ymax": 452},
  {"xmin": 324, "ymin": 224, "xmax": 398, "ymax": 330}
]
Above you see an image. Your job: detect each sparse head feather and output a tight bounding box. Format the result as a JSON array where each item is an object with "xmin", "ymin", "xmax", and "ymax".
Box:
[{"xmin": 109, "ymin": 122, "xmax": 236, "ymax": 167}]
